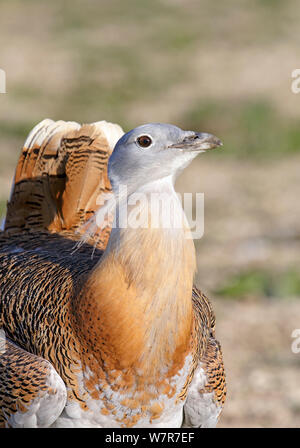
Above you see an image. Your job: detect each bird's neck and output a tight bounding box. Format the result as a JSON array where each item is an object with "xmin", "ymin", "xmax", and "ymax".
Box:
[{"xmin": 74, "ymin": 177, "xmax": 196, "ymax": 379}]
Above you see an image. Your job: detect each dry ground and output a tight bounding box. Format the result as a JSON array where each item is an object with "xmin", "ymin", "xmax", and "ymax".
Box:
[
  {"xmin": 216, "ymin": 298, "xmax": 300, "ymax": 428},
  {"xmin": 180, "ymin": 154, "xmax": 300, "ymax": 427}
]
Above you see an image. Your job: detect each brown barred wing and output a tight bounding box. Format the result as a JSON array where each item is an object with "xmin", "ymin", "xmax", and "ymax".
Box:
[
  {"xmin": 201, "ymin": 337, "xmax": 227, "ymax": 408},
  {"xmin": 0, "ymin": 332, "xmax": 66, "ymax": 428},
  {"xmin": 183, "ymin": 288, "xmax": 226, "ymax": 427},
  {"xmin": 4, "ymin": 119, "xmax": 124, "ymax": 249}
]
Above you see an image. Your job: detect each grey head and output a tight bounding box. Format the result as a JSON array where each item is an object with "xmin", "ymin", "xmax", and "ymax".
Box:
[{"xmin": 108, "ymin": 123, "xmax": 222, "ymax": 191}]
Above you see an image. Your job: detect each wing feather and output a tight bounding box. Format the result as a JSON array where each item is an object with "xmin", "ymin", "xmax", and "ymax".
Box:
[
  {"xmin": 4, "ymin": 119, "xmax": 124, "ymax": 249},
  {"xmin": 182, "ymin": 288, "xmax": 226, "ymax": 427},
  {"xmin": 0, "ymin": 333, "xmax": 67, "ymax": 428}
]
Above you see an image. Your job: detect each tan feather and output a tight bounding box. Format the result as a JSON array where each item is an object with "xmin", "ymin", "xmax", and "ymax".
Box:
[
  {"xmin": 0, "ymin": 119, "xmax": 226, "ymax": 428},
  {"xmin": 5, "ymin": 119, "xmax": 123, "ymax": 249}
]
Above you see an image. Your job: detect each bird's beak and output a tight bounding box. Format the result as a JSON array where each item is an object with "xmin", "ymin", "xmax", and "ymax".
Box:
[{"xmin": 168, "ymin": 132, "xmax": 223, "ymax": 152}]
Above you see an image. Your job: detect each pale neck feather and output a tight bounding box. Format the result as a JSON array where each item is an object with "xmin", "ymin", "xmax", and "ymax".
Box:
[{"xmin": 76, "ymin": 177, "xmax": 196, "ymax": 377}]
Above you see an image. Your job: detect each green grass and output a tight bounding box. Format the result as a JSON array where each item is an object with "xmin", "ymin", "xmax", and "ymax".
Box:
[
  {"xmin": 0, "ymin": 121, "xmax": 37, "ymax": 139},
  {"xmin": 181, "ymin": 99, "xmax": 300, "ymax": 159},
  {"xmin": 1, "ymin": 0, "xmax": 299, "ymax": 160},
  {"xmin": 0, "ymin": 0, "xmax": 299, "ymax": 177},
  {"xmin": 4, "ymin": 98, "xmax": 299, "ymax": 162},
  {"xmin": 215, "ymin": 269, "xmax": 300, "ymax": 300}
]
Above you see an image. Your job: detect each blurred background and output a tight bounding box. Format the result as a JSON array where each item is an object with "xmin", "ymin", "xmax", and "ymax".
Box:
[{"xmin": 0, "ymin": 0, "xmax": 300, "ymax": 427}]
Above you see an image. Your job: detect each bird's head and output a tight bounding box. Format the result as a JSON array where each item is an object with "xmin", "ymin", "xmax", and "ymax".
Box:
[{"xmin": 108, "ymin": 123, "xmax": 222, "ymax": 191}]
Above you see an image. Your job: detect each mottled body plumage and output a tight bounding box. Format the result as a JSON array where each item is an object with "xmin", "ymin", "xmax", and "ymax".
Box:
[{"xmin": 0, "ymin": 120, "xmax": 226, "ymax": 427}]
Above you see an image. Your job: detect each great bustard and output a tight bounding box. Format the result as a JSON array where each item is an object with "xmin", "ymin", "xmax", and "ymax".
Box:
[{"xmin": 0, "ymin": 119, "xmax": 226, "ymax": 428}]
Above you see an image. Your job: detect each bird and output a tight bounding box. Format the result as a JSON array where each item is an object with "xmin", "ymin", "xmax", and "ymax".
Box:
[{"xmin": 0, "ymin": 119, "xmax": 226, "ymax": 428}]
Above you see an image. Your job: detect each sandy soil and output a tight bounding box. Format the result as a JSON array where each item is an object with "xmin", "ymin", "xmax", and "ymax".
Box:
[
  {"xmin": 177, "ymin": 155, "xmax": 300, "ymax": 427},
  {"xmin": 215, "ymin": 298, "xmax": 300, "ymax": 428}
]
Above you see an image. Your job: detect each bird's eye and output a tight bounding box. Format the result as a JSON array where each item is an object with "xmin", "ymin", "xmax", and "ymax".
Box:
[{"xmin": 136, "ymin": 135, "xmax": 152, "ymax": 148}]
